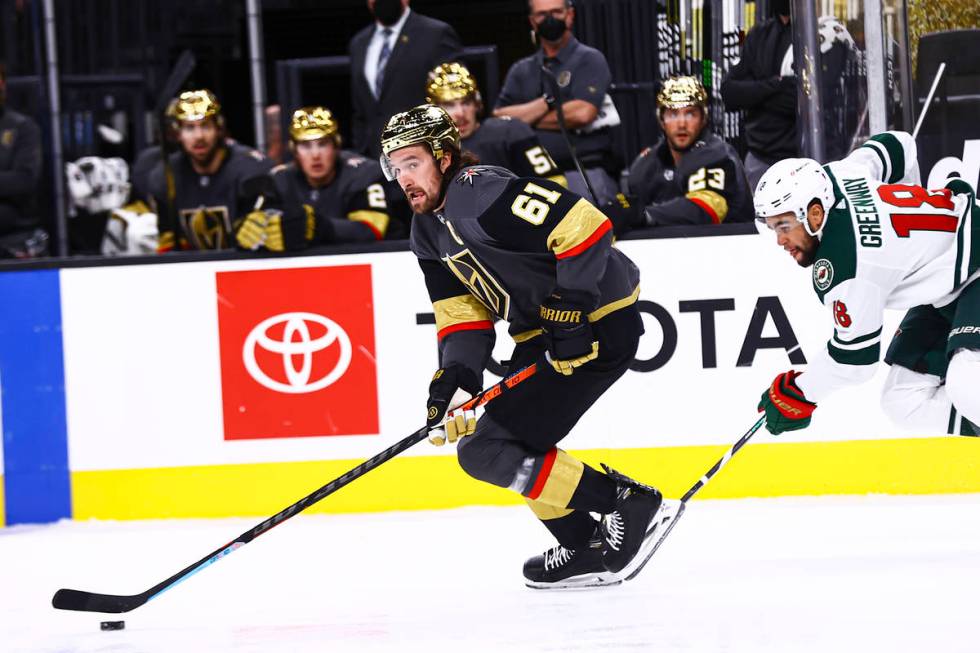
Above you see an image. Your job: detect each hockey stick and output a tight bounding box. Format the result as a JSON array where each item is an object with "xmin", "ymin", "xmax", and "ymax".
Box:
[
  {"xmin": 52, "ymin": 363, "xmax": 539, "ymax": 614},
  {"xmin": 912, "ymin": 62, "xmax": 946, "ymax": 140},
  {"xmin": 540, "ymin": 64, "xmax": 600, "ymax": 206},
  {"xmin": 156, "ymin": 50, "xmax": 196, "ymax": 249},
  {"xmin": 624, "ymin": 414, "xmax": 766, "ymax": 581}
]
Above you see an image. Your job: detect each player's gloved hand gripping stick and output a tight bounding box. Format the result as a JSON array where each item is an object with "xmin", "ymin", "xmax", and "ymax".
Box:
[
  {"xmin": 539, "ymin": 291, "xmax": 600, "ymax": 375},
  {"xmin": 757, "ymin": 370, "xmax": 817, "ymax": 435},
  {"xmin": 52, "ymin": 363, "xmax": 539, "ymax": 614},
  {"xmin": 426, "ymin": 364, "xmax": 483, "ymax": 445}
]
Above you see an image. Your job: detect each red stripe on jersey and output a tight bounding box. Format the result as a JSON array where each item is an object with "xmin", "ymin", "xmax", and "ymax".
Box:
[
  {"xmin": 526, "ymin": 447, "xmax": 559, "ymax": 500},
  {"xmin": 437, "ymin": 320, "xmax": 494, "ymax": 341},
  {"xmin": 555, "ymin": 220, "xmax": 612, "ymax": 259},
  {"xmin": 689, "ymin": 197, "xmax": 721, "ymax": 224},
  {"xmin": 364, "ymin": 223, "xmax": 384, "ymax": 241}
]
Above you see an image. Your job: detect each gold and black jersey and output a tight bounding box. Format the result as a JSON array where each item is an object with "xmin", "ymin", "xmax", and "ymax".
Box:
[
  {"xmin": 462, "ymin": 117, "xmax": 566, "ymax": 187},
  {"xmin": 626, "ymin": 132, "xmax": 754, "ymax": 226},
  {"xmin": 270, "ymin": 151, "xmax": 390, "ymax": 249},
  {"xmin": 151, "ymin": 143, "xmax": 274, "ymax": 251},
  {"xmin": 411, "ymin": 165, "xmax": 640, "ymax": 376}
]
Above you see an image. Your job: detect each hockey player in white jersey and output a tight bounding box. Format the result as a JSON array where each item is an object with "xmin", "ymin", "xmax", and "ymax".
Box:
[{"xmin": 753, "ymin": 131, "xmax": 980, "ymax": 435}]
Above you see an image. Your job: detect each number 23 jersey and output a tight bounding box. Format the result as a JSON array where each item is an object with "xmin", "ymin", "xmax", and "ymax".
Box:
[
  {"xmin": 797, "ymin": 131, "xmax": 977, "ymax": 400},
  {"xmin": 410, "ymin": 165, "xmax": 640, "ymax": 365}
]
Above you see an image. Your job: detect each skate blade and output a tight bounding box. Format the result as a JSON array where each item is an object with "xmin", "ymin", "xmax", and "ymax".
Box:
[
  {"xmin": 525, "ymin": 572, "xmax": 623, "ymax": 591},
  {"xmin": 621, "ymin": 500, "xmax": 685, "ymax": 582}
]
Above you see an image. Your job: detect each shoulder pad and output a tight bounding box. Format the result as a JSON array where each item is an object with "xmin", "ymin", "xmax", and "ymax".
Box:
[
  {"xmin": 454, "ymin": 165, "xmax": 514, "ymax": 187},
  {"xmin": 444, "ymin": 166, "xmax": 515, "ymax": 220},
  {"xmin": 271, "ymin": 163, "xmax": 289, "ymax": 175}
]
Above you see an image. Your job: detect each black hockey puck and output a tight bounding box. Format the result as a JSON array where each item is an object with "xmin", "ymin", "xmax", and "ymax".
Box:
[{"xmin": 100, "ymin": 620, "xmax": 125, "ymax": 631}]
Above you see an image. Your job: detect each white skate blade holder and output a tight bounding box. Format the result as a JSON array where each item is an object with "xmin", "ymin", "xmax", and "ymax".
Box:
[{"xmin": 525, "ymin": 571, "xmax": 623, "ymax": 591}]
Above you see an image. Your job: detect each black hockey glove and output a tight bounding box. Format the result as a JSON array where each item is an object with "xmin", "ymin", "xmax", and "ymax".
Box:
[
  {"xmin": 539, "ymin": 291, "xmax": 599, "ymax": 376},
  {"xmin": 601, "ymin": 192, "xmax": 644, "ymax": 235},
  {"xmin": 426, "ymin": 364, "xmax": 482, "ymax": 445}
]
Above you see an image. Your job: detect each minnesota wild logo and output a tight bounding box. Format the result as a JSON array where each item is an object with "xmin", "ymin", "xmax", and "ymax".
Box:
[{"xmin": 813, "ymin": 258, "xmax": 834, "ymax": 291}]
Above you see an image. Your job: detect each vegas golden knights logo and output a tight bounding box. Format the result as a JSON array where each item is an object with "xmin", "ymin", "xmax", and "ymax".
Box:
[
  {"xmin": 179, "ymin": 206, "xmax": 232, "ymax": 250},
  {"xmin": 443, "ymin": 249, "xmax": 511, "ymax": 319}
]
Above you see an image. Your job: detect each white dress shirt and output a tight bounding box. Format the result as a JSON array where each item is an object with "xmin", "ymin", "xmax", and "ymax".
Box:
[{"xmin": 363, "ymin": 8, "xmax": 411, "ymax": 98}]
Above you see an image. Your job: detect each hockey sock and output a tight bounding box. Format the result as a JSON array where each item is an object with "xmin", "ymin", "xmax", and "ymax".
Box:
[
  {"xmin": 524, "ymin": 501, "xmax": 599, "ymax": 549},
  {"xmin": 519, "ymin": 447, "xmax": 617, "ymax": 514},
  {"xmin": 567, "ymin": 464, "xmax": 617, "ymax": 514}
]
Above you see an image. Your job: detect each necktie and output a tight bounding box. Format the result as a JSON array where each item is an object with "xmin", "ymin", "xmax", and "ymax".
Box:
[{"xmin": 375, "ymin": 28, "xmax": 393, "ymax": 98}]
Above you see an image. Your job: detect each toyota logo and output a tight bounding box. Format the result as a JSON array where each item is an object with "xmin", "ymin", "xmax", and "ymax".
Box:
[{"xmin": 242, "ymin": 312, "xmax": 352, "ymax": 394}]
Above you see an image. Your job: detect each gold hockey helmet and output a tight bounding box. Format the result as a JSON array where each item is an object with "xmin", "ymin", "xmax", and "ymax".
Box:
[
  {"xmin": 381, "ymin": 104, "xmax": 460, "ymax": 160},
  {"xmin": 289, "ymin": 106, "xmax": 340, "ymax": 143},
  {"xmin": 379, "ymin": 104, "xmax": 460, "ymax": 180},
  {"xmin": 656, "ymin": 76, "xmax": 708, "ymax": 117},
  {"xmin": 174, "ymin": 89, "xmax": 222, "ymax": 123},
  {"xmin": 425, "ymin": 62, "xmax": 481, "ymax": 105}
]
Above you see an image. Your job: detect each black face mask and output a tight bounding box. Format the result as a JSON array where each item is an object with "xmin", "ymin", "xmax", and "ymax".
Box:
[
  {"xmin": 535, "ymin": 15, "xmax": 567, "ymax": 42},
  {"xmin": 372, "ymin": 0, "xmax": 403, "ymax": 26}
]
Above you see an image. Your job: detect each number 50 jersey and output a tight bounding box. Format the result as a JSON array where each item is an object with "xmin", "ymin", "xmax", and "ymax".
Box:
[
  {"xmin": 796, "ymin": 130, "xmax": 978, "ymax": 400},
  {"xmin": 411, "ymin": 165, "xmax": 640, "ymax": 376}
]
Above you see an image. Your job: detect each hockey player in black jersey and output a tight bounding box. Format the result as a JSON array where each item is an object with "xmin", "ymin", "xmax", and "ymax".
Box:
[
  {"xmin": 626, "ymin": 76, "xmax": 753, "ymax": 227},
  {"xmin": 149, "ymin": 89, "xmax": 273, "ymax": 251},
  {"xmin": 425, "ymin": 62, "xmax": 567, "ymax": 187},
  {"xmin": 381, "ymin": 104, "xmax": 666, "ymax": 589},
  {"xmin": 237, "ymin": 107, "xmax": 392, "ymax": 251}
]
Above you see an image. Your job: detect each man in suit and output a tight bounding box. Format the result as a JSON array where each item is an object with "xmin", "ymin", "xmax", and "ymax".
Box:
[{"xmin": 348, "ymin": 0, "xmax": 463, "ymax": 158}]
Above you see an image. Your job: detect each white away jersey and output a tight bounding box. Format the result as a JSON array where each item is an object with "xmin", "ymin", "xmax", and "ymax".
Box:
[{"xmin": 796, "ymin": 131, "xmax": 977, "ymax": 401}]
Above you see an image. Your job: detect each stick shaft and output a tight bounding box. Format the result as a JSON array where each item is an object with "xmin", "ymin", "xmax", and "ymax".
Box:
[
  {"xmin": 53, "ymin": 363, "xmax": 538, "ymax": 613},
  {"xmin": 912, "ymin": 62, "xmax": 946, "ymax": 140},
  {"xmin": 680, "ymin": 416, "xmax": 765, "ymax": 503}
]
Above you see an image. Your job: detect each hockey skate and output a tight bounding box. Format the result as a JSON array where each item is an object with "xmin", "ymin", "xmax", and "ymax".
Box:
[
  {"xmin": 599, "ymin": 464, "xmax": 664, "ymax": 578},
  {"xmin": 523, "ymin": 537, "xmax": 622, "ymax": 590}
]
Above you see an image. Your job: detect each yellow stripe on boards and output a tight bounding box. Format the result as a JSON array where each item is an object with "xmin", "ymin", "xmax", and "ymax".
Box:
[
  {"xmin": 587, "ymin": 437, "xmax": 980, "ymax": 499},
  {"xmin": 71, "ymin": 455, "xmax": 519, "ymax": 521},
  {"xmin": 70, "ymin": 437, "xmax": 980, "ymax": 520}
]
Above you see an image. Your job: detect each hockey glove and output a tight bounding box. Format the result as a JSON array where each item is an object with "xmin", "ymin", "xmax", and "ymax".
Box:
[
  {"xmin": 540, "ymin": 291, "xmax": 599, "ymax": 376},
  {"xmin": 758, "ymin": 370, "xmax": 817, "ymax": 435},
  {"xmin": 236, "ymin": 210, "xmax": 270, "ymax": 250},
  {"xmin": 263, "ymin": 211, "xmax": 285, "ymax": 252},
  {"xmin": 426, "ymin": 365, "xmax": 482, "ymax": 446}
]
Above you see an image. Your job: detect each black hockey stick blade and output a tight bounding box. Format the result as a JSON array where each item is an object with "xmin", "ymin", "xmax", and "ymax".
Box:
[
  {"xmin": 53, "ymin": 588, "xmax": 147, "ymax": 614},
  {"xmin": 155, "ymin": 50, "xmax": 197, "ymax": 113},
  {"xmin": 52, "ymin": 364, "xmax": 539, "ymax": 614}
]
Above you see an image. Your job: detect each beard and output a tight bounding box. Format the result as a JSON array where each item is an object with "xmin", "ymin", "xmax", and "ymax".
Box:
[
  {"xmin": 188, "ymin": 140, "xmax": 222, "ymax": 168},
  {"xmin": 796, "ymin": 241, "xmax": 819, "ymax": 267},
  {"xmin": 404, "ymin": 184, "xmax": 440, "ymax": 213}
]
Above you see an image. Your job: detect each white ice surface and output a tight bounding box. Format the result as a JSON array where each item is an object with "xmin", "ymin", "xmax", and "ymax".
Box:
[{"xmin": 3, "ymin": 495, "xmax": 980, "ymax": 653}]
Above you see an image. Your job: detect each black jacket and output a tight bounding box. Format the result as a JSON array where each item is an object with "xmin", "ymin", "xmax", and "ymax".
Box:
[
  {"xmin": 348, "ymin": 11, "xmax": 462, "ymax": 158},
  {"xmin": 720, "ymin": 17, "xmax": 798, "ymax": 161},
  {"xmin": 0, "ymin": 107, "xmax": 42, "ymax": 237}
]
